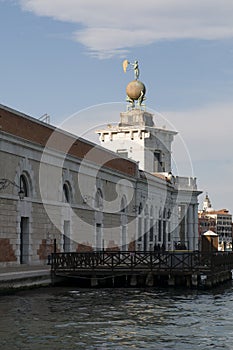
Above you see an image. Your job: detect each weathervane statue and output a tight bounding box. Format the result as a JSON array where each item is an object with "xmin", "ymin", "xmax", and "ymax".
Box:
[
  {"xmin": 122, "ymin": 59, "xmax": 146, "ymax": 109},
  {"xmin": 123, "ymin": 60, "xmax": 140, "ymax": 80}
]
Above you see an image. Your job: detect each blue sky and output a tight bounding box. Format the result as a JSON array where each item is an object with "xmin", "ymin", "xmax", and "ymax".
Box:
[{"xmin": 1, "ymin": 0, "xmax": 233, "ymax": 213}]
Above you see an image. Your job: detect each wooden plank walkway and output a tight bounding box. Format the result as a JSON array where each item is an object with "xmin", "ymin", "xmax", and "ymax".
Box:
[{"xmin": 51, "ymin": 251, "xmax": 233, "ymax": 288}]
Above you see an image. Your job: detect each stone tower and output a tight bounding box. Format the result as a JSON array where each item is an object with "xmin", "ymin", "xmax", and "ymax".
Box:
[
  {"xmin": 203, "ymin": 193, "xmax": 212, "ymax": 212},
  {"xmin": 96, "ymin": 109, "xmax": 177, "ymax": 173},
  {"xmin": 96, "ymin": 60, "xmax": 177, "ymax": 174}
]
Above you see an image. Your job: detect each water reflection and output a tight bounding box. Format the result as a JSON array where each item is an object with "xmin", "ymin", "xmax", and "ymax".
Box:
[{"xmin": 0, "ymin": 283, "xmax": 233, "ymax": 350}]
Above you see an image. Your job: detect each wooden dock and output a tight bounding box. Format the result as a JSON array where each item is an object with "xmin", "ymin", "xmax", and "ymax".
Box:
[{"xmin": 51, "ymin": 251, "xmax": 233, "ymax": 288}]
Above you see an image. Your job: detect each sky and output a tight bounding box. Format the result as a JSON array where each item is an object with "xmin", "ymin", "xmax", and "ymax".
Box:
[{"xmin": 0, "ymin": 0, "xmax": 233, "ymax": 213}]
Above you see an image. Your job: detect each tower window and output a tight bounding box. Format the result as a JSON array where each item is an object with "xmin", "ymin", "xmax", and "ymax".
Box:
[{"xmin": 154, "ymin": 151, "xmax": 162, "ymax": 172}]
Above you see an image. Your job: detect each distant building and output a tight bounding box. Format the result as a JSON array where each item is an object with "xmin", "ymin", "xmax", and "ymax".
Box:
[{"xmin": 198, "ymin": 194, "xmax": 232, "ymax": 250}]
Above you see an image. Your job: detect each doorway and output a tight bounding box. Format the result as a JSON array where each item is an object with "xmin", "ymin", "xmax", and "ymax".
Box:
[
  {"xmin": 20, "ymin": 217, "xmax": 30, "ymax": 264},
  {"xmin": 96, "ymin": 223, "xmax": 102, "ymax": 251},
  {"xmin": 63, "ymin": 220, "xmax": 71, "ymax": 252}
]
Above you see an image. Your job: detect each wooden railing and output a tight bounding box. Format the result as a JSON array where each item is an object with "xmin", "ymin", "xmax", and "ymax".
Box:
[{"xmin": 51, "ymin": 251, "xmax": 233, "ymax": 274}]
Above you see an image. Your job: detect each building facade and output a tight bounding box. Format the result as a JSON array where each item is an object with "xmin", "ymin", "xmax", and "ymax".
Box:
[
  {"xmin": 0, "ymin": 103, "xmax": 201, "ymax": 267},
  {"xmin": 96, "ymin": 107, "xmax": 201, "ymax": 251},
  {"xmin": 198, "ymin": 194, "xmax": 232, "ymax": 250},
  {"xmin": 0, "ymin": 64, "xmax": 202, "ymax": 266}
]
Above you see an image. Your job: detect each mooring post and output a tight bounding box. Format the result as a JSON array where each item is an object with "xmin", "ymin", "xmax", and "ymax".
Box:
[
  {"xmin": 146, "ymin": 272, "xmax": 154, "ymax": 287},
  {"xmin": 191, "ymin": 274, "xmax": 198, "ymax": 287},
  {"xmin": 130, "ymin": 274, "xmax": 137, "ymax": 286},
  {"xmin": 91, "ymin": 276, "xmax": 98, "ymax": 287}
]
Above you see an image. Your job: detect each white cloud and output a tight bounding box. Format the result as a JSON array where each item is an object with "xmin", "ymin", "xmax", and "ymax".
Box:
[{"xmin": 19, "ymin": 0, "xmax": 233, "ymax": 58}]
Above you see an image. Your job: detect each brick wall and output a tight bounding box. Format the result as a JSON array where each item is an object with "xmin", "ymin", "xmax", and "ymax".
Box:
[{"xmin": 0, "ymin": 238, "xmax": 17, "ymax": 262}]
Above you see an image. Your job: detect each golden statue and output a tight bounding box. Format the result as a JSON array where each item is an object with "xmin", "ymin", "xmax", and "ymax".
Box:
[{"xmin": 122, "ymin": 59, "xmax": 140, "ymax": 80}]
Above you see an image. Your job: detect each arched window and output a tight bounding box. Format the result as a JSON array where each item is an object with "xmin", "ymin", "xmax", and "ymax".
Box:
[
  {"xmin": 137, "ymin": 202, "xmax": 143, "ymax": 248},
  {"xmin": 121, "ymin": 196, "xmax": 127, "ymax": 213},
  {"xmin": 138, "ymin": 202, "xmax": 143, "ymax": 215},
  {"xmin": 158, "ymin": 208, "xmax": 162, "ymax": 242},
  {"xmin": 63, "ymin": 182, "xmax": 72, "ymax": 203},
  {"xmin": 150, "ymin": 206, "xmax": 154, "ymax": 217},
  {"xmin": 95, "ymin": 188, "xmax": 103, "ymax": 210},
  {"xmin": 149, "ymin": 206, "xmax": 155, "ymax": 247},
  {"xmin": 20, "ymin": 174, "xmax": 29, "ymax": 198},
  {"xmin": 121, "ymin": 196, "xmax": 128, "ymax": 251},
  {"xmin": 94, "ymin": 188, "xmax": 103, "ymax": 251},
  {"xmin": 159, "ymin": 208, "xmax": 162, "ymax": 219},
  {"xmin": 163, "ymin": 208, "xmax": 167, "ymax": 219},
  {"xmin": 143, "ymin": 204, "xmax": 149, "ymax": 251}
]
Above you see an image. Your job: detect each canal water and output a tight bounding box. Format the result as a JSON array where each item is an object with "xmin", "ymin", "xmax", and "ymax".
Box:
[{"xmin": 1, "ymin": 282, "xmax": 233, "ymax": 350}]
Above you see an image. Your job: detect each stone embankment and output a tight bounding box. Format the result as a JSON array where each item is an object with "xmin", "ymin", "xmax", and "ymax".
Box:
[{"xmin": 0, "ymin": 265, "xmax": 51, "ymax": 291}]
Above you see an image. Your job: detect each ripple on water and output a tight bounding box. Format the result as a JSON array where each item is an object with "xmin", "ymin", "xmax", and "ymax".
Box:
[{"xmin": 0, "ymin": 284, "xmax": 233, "ymax": 349}]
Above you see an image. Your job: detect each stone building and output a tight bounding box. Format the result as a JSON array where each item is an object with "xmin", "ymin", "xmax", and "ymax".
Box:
[{"xmin": 0, "ymin": 64, "xmax": 201, "ymax": 266}]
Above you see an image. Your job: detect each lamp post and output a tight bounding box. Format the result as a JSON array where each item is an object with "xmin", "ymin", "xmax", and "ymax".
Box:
[{"xmin": 0, "ymin": 178, "xmax": 25, "ymax": 200}]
